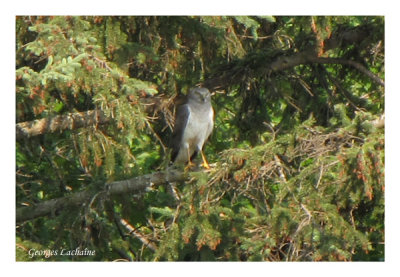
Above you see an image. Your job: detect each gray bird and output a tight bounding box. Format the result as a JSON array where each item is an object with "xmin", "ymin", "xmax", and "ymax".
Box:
[{"xmin": 171, "ymin": 87, "xmax": 214, "ymax": 168}]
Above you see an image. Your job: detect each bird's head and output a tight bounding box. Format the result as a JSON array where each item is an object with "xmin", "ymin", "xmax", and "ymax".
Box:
[{"xmin": 188, "ymin": 87, "xmax": 211, "ymax": 103}]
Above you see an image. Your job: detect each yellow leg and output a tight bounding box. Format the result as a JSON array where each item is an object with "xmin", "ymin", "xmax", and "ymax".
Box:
[
  {"xmin": 200, "ymin": 150, "xmax": 210, "ymax": 169},
  {"xmin": 185, "ymin": 147, "xmax": 195, "ymax": 170}
]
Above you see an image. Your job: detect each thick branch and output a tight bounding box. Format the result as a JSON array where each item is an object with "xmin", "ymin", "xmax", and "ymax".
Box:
[
  {"xmin": 16, "ymin": 190, "xmax": 93, "ymax": 224},
  {"xmin": 16, "ymin": 169, "xmax": 185, "ymax": 223},
  {"xmin": 204, "ymin": 50, "xmax": 384, "ymax": 90},
  {"xmin": 203, "ymin": 25, "xmax": 384, "ymax": 90},
  {"xmin": 16, "ymin": 110, "xmax": 110, "ymax": 140},
  {"xmin": 268, "ymin": 53, "xmax": 384, "ymax": 87},
  {"xmin": 16, "ymin": 95, "xmax": 171, "ymax": 140}
]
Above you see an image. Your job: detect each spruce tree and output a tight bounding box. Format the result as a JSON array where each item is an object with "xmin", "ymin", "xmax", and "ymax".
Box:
[{"xmin": 16, "ymin": 16, "xmax": 384, "ymax": 261}]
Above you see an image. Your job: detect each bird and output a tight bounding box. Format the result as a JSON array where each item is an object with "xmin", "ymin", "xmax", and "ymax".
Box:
[{"xmin": 170, "ymin": 87, "xmax": 214, "ymax": 169}]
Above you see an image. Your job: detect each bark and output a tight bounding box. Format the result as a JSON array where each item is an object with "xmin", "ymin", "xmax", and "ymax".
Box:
[
  {"xmin": 16, "ymin": 95, "xmax": 172, "ymax": 140},
  {"xmin": 203, "ymin": 25, "xmax": 384, "ymax": 90},
  {"xmin": 269, "ymin": 54, "xmax": 385, "ymax": 87},
  {"xmin": 16, "ymin": 169, "xmax": 185, "ymax": 223},
  {"xmin": 16, "ymin": 110, "xmax": 110, "ymax": 140}
]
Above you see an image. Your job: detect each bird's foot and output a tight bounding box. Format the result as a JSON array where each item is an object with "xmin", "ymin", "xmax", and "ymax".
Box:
[
  {"xmin": 201, "ymin": 161, "xmax": 210, "ymax": 169},
  {"xmin": 200, "ymin": 151, "xmax": 211, "ymax": 170},
  {"xmin": 184, "ymin": 161, "xmax": 196, "ymax": 171}
]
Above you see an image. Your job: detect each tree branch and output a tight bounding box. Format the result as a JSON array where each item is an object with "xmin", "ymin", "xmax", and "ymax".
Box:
[
  {"xmin": 16, "ymin": 110, "xmax": 110, "ymax": 140},
  {"xmin": 118, "ymin": 216, "xmax": 157, "ymax": 252},
  {"xmin": 308, "ymin": 57, "xmax": 385, "ymax": 87},
  {"xmin": 268, "ymin": 53, "xmax": 384, "ymax": 87},
  {"xmin": 16, "ymin": 169, "xmax": 185, "ymax": 223},
  {"xmin": 203, "ymin": 25, "xmax": 384, "ymax": 90},
  {"xmin": 16, "ymin": 95, "xmax": 171, "ymax": 140}
]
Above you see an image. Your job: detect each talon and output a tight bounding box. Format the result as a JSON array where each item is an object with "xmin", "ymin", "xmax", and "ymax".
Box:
[
  {"xmin": 184, "ymin": 160, "xmax": 195, "ymax": 171},
  {"xmin": 184, "ymin": 148, "xmax": 196, "ymax": 171},
  {"xmin": 200, "ymin": 151, "xmax": 210, "ymax": 169}
]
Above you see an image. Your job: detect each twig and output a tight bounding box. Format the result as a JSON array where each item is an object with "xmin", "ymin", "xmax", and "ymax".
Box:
[
  {"xmin": 322, "ymin": 68, "xmax": 362, "ymax": 111},
  {"xmin": 300, "ymin": 203, "xmax": 312, "ymax": 223},
  {"xmin": 315, "ymin": 165, "xmax": 324, "ymax": 189},
  {"xmin": 90, "ymin": 55, "xmax": 113, "ymax": 72},
  {"xmin": 118, "ymin": 217, "xmax": 157, "ymax": 252},
  {"xmin": 239, "ymin": 35, "xmax": 273, "ymax": 40},
  {"xmin": 274, "ymin": 155, "xmax": 287, "ymax": 183},
  {"xmin": 144, "ymin": 118, "xmax": 167, "ymax": 154}
]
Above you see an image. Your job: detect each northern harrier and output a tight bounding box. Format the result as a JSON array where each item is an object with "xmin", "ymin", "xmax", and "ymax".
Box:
[{"xmin": 170, "ymin": 87, "xmax": 214, "ymax": 168}]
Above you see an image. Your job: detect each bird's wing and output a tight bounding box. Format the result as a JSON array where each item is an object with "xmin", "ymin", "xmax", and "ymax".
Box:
[
  {"xmin": 170, "ymin": 103, "xmax": 191, "ymax": 162},
  {"xmin": 205, "ymin": 106, "xmax": 214, "ymax": 139}
]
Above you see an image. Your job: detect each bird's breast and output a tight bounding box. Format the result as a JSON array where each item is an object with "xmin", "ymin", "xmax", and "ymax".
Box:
[{"xmin": 182, "ymin": 108, "xmax": 213, "ymax": 146}]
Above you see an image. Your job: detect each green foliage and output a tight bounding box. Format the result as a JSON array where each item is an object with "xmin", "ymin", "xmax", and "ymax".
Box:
[{"xmin": 16, "ymin": 16, "xmax": 384, "ymax": 261}]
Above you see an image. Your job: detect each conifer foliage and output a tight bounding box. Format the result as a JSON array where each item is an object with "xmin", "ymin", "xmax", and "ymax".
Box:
[{"xmin": 16, "ymin": 16, "xmax": 384, "ymax": 261}]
